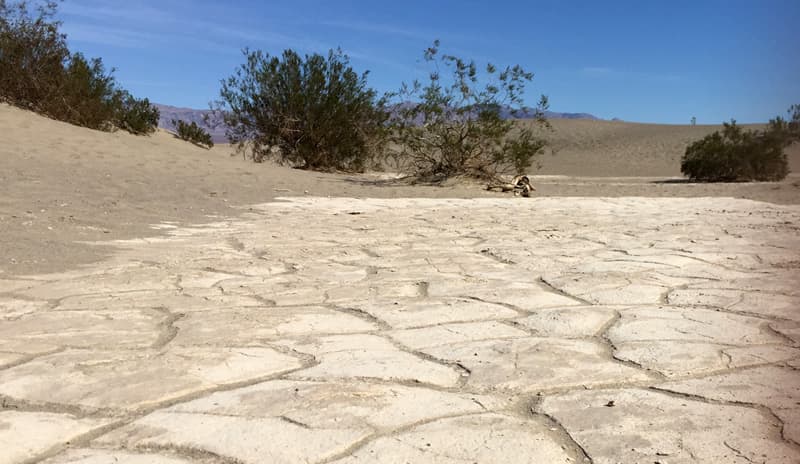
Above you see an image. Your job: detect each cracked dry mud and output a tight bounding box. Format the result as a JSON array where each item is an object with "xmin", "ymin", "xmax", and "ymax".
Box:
[{"xmin": 1, "ymin": 196, "xmax": 799, "ymax": 463}]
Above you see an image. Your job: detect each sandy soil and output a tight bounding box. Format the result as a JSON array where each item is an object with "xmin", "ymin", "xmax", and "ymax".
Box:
[
  {"xmin": 534, "ymin": 118, "xmax": 799, "ymax": 176},
  {"xmin": 2, "ymin": 103, "xmax": 799, "ymax": 276}
]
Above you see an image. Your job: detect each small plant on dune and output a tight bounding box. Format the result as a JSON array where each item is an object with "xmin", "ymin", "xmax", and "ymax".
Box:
[
  {"xmin": 114, "ymin": 91, "xmax": 159, "ymax": 135},
  {"xmin": 765, "ymin": 104, "xmax": 800, "ymax": 143},
  {"xmin": 215, "ymin": 48, "xmax": 388, "ymax": 171},
  {"xmin": 172, "ymin": 119, "xmax": 214, "ymax": 148},
  {"xmin": 386, "ymin": 40, "xmax": 550, "ymax": 181},
  {"xmin": 0, "ymin": 0, "xmax": 159, "ymax": 134},
  {"xmin": 681, "ymin": 105, "xmax": 798, "ymax": 182}
]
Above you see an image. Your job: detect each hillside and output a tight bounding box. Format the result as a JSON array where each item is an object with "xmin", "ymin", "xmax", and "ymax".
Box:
[
  {"xmin": 533, "ymin": 119, "xmax": 800, "ymax": 177},
  {"xmin": 1, "ymin": 103, "xmax": 798, "ymax": 276}
]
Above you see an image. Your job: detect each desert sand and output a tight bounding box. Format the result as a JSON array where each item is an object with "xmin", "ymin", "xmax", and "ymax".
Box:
[
  {"xmin": 535, "ymin": 118, "xmax": 798, "ymax": 176},
  {"xmin": 1, "ymin": 104, "xmax": 800, "ymax": 463},
  {"xmin": 2, "ymin": 104, "xmax": 798, "ymax": 276}
]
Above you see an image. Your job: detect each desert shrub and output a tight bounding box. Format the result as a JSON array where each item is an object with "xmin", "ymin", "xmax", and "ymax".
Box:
[
  {"xmin": 0, "ymin": 0, "xmax": 69, "ymax": 112},
  {"xmin": 172, "ymin": 119, "xmax": 214, "ymax": 148},
  {"xmin": 764, "ymin": 104, "xmax": 800, "ymax": 145},
  {"xmin": 114, "ymin": 91, "xmax": 159, "ymax": 135},
  {"xmin": 681, "ymin": 105, "xmax": 798, "ymax": 182},
  {"xmin": 787, "ymin": 104, "xmax": 800, "ymax": 133},
  {"xmin": 0, "ymin": 0, "xmax": 158, "ymax": 134},
  {"xmin": 681, "ymin": 120, "xmax": 788, "ymax": 182},
  {"xmin": 216, "ymin": 48, "xmax": 388, "ymax": 171},
  {"xmin": 387, "ymin": 41, "xmax": 549, "ymax": 181},
  {"xmin": 57, "ymin": 53, "xmax": 119, "ymax": 129}
]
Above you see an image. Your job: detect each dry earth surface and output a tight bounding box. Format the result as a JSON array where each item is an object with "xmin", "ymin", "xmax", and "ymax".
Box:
[
  {"xmin": 1, "ymin": 196, "xmax": 799, "ymax": 463},
  {"xmin": 2, "ymin": 103, "xmax": 799, "ymax": 276},
  {"xmin": 2, "ymin": 105, "xmax": 800, "ymax": 463}
]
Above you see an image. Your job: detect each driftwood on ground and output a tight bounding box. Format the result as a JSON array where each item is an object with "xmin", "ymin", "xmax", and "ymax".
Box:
[{"xmin": 486, "ymin": 175, "xmax": 536, "ymax": 197}]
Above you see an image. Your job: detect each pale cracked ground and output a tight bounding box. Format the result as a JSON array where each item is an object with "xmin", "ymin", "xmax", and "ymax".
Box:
[{"xmin": 1, "ymin": 197, "xmax": 800, "ymax": 464}]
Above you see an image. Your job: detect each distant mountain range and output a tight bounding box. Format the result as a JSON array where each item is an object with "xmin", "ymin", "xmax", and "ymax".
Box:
[
  {"xmin": 503, "ymin": 108, "xmax": 600, "ymax": 120},
  {"xmin": 156, "ymin": 104, "xmax": 599, "ymax": 144},
  {"xmin": 155, "ymin": 104, "xmax": 229, "ymax": 143},
  {"xmin": 545, "ymin": 111, "xmax": 599, "ymax": 120}
]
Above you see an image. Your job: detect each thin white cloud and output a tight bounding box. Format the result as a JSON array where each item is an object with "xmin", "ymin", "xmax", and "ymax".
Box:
[
  {"xmin": 582, "ymin": 66, "xmax": 614, "ymax": 76},
  {"xmin": 581, "ymin": 66, "xmax": 682, "ymax": 82},
  {"xmin": 122, "ymin": 79, "xmax": 177, "ymax": 88},
  {"xmin": 61, "ymin": 22, "xmax": 159, "ymax": 49},
  {"xmin": 59, "ymin": 0, "xmax": 339, "ymax": 55},
  {"xmin": 59, "ymin": 1, "xmax": 173, "ymax": 24},
  {"xmin": 58, "ymin": 2, "xmax": 413, "ymax": 72},
  {"xmin": 315, "ymin": 19, "xmax": 432, "ymax": 40}
]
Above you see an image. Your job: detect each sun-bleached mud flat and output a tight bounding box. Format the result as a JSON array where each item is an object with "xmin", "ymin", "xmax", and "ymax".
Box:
[{"xmin": 1, "ymin": 196, "xmax": 799, "ymax": 463}]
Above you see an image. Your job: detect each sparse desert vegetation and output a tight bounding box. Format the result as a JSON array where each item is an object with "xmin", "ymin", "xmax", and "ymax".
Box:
[
  {"xmin": 1, "ymin": 2, "xmax": 800, "ymax": 463},
  {"xmin": 212, "ymin": 41, "xmax": 550, "ymax": 179},
  {"xmin": 385, "ymin": 41, "xmax": 549, "ymax": 181},
  {"xmin": 681, "ymin": 105, "xmax": 799, "ymax": 182},
  {"xmin": 0, "ymin": 0, "xmax": 158, "ymax": 134},
  {"xmin": 216, "ymin": 48, "xmax": 388, "ymax": 171},
  {"xmin": 2, "ymin": 101, "xmax": 799, "ymax": 276},
  {"xmin": 4, "ymin": 2, "xmax": 796, "ymax": 186},
  {"xmin": 172, "ymin": 119, "xmax": 214, "ymax": 148}
]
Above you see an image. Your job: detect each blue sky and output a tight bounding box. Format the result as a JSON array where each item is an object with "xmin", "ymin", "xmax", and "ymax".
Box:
[{"xmin": 57, "ymin": 0, "xmax": 799, "ymax": 124}]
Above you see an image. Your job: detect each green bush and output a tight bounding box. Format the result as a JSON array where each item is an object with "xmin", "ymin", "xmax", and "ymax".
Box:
[
  {"xmin": 0, "ymin": 0, "xmax": 67, "ymax": 112},
  {"xmin": 387, "ymin": 41, "xmax": 549, "ymax": 181},
  {"xmin": 58, "ymin": 53, "xmax": 119, "ymax": 129},
  {"xmin": 172, "ymin": 119, "xmax": 214, "ymax": 148},
  {"xmin": 216, "ymin": 48, "xmax": 388, "ymax": 171},
  {"xmin": 681, "ymin": 105, "xmax": 798, "ymax": 182},
  {"xmin": 0, "ymin": 1, "xmax": 158, "ymax": 135},
  {"xmin": 115, "ymin": 91, "xmax": 159, "ymax": 135},
  {"xmin": 763, "ymin": 104, "xmax": 800, "ymax": 146}
]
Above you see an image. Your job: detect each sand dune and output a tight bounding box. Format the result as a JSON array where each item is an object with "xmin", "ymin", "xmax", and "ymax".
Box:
[
  {"xmin": 535, "ymin": 118, "xmax": 800, "ymax": 176},
  {"xmin": 1, "ymin": 103, "xmax": 798, "ymax": 275}
]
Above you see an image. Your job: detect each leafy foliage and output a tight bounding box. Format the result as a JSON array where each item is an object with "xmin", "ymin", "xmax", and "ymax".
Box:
[
  {"xmin": 172, "ymin": 118, "xmax": 214, "ymax": 148},
  {"xmin": 764, "ymin": 104, "xmax": 800, "ymax": 144},
  {"xmin": 58, "ymin": 52, "xmax": 119, "ymax": 129},
  {"xmin": 0, "ymin": 1, "xmax": 158, "ymax": 134},
  {"xmin": 386, "ymin": 41, "xmax": 549, "ymax": 180},
  {"xmin": 216, "ymin": 48, "xmax": 387, "ymax": 171},
  {"xmin": 681, "ymin": 113, "xmax": 795, "ymax": 182},
  {"xmin": 115, "ymin": 91, "xmax": 159, "ymax": 135},
  {"xmin": 0, "ymin": 0, "xmax": 67, "ymax": 111}
]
